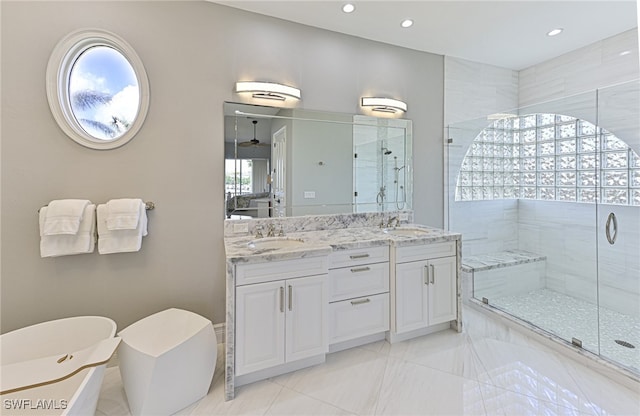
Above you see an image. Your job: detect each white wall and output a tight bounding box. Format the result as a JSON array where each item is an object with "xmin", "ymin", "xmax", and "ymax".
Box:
[
  {"xmin": 519, "ymin": 29, "xmax": 639, "ymax": 108},
  {"xmin": 0, "ymin": 1, "xmax": 444, "ymax": 332}
]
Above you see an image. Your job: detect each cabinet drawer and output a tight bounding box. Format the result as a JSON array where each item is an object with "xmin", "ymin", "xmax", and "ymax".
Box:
[
  {"xmin": 328, "ymin": 293, "xmax": 389, "ymax": 345},
  {"xmin": 395, "ymin": 242, "xmax": 456, "ymax": 263},
  {"xmin": 328, "ymin": 246, "xmax": 389, "ymax": 269},
  {"xmin": 328, "ymin": 262, "xmax": 389, "ymax": 302},
  {"xmin": 236, "ymin": 256, "xmax": 328, "ymax": 286}
]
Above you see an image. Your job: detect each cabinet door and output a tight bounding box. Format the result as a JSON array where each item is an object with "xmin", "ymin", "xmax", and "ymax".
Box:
[
  {"xmin": 235, "ymin": 280, "xmax": 285, "ymax": 376},
  {"xmin": 428, "ymin": 256, "xmax": 457, "ymax": 325},
  {"xmin": 286, "ymin": 275, "xmax": 326, "ymax": 362},
  {"xmin": 395, "ymin": 260, "xmax": 429, "ymax": 333}
]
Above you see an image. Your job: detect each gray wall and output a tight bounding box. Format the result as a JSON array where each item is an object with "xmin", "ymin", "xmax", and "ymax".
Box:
[{"xmin": 0, "ymin": 1, "xmax": 444, "ymax": 332}]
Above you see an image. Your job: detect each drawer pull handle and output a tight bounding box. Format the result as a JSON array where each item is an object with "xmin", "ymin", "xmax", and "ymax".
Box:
[
  {"xmin": 349, "ymin": 254, "xmax": 370, "ymax": 259},
  {"xmin": 350, "ymin": 298, "xmax": 371, "ymax": 306},
  {"xmin": 279, "ymin": 287, "xmax": 284, "ymax": 313},
  {"xmin": 350, "ymin": 267, "xmax": 371, "ymax": 273}
]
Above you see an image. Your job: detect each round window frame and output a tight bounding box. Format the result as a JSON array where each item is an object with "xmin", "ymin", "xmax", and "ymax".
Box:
[{"xmin": 46, "ymin": 29, "xmax": 150, "ymax": 150}]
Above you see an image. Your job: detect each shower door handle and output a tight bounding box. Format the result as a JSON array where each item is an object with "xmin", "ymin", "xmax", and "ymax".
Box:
[{"xmin": 605, "ymin": 212, "xmax": 618, "ymax": 245}]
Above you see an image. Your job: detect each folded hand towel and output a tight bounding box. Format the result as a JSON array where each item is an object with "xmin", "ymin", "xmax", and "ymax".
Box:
[
  {"xmin": 40, "ymin": 204, "xmax": 96, "ymax": 257},
  {"xmin": 106, "ymin": 198, "xmax": 143, "ymax": 230},
  {"xmin": 43, "ymin": 199, "xmax": 90, "ymax": 236},
  {"xmin": 97, "ymin": 203, "xmax": 147, "ymax": 254}
]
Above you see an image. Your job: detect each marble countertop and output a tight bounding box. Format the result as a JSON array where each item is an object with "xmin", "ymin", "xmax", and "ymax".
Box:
[{"xmin": 224, "ymin": 224, "xmax": 461, "ymax": 264}]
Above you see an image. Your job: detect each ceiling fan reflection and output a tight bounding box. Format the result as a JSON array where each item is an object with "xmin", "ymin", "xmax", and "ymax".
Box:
[{"xmin": 238, "ymin": 119, "xmax": 270, "ymax": 147}]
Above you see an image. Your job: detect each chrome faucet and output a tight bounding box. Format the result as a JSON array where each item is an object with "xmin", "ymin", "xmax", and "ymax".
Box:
[
  {"xmin": 267, "ymin": 223, "xmax": 276, "ymax": 237},
  {"xmin": 254, "ymin": 225, "xmax": 264, "ymax": 238},
  {"xmin": 387, "ymin": 216, "xmax": 400, "ymax": 228}
]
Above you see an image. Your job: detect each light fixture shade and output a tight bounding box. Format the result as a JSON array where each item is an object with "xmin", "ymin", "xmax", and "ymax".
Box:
[
  {"xmin": 235, "ymin": 81, "xmax": 301, "ymax": 101},
  {"xmin": 361, "ymin": 97, "xmax": 407, "ymax": 113}
]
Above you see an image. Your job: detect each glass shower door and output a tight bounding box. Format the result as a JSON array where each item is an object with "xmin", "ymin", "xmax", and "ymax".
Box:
[{"xmin": 595, "ymin": 80, "xmax": 640, "ymax": 372}]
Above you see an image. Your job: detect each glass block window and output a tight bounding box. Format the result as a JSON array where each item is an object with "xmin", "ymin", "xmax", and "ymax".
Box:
[{"xmin": 455, "ymin": 114, "xmax": 640, "ymax": 206}]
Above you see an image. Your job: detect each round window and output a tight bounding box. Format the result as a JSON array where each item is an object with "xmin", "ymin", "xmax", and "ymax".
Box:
[{"xmin": 46, "ymin": 29, "xmax": 150, "ymax": 149}]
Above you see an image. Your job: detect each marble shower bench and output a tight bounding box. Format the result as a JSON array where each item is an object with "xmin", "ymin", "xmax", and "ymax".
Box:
[{"xmin": 461, "ymin": 249, "xmax": 547, "ymax": 303}]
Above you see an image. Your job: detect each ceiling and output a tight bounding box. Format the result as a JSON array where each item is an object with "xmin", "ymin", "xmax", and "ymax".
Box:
[{"xmin": 212, "ymin": 1, "xmax": 638, "ymax": 70}]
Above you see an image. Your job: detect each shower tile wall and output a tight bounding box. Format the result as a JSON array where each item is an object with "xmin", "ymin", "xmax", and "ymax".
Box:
[
  {"xmin": 518, "ymin": 200, "xmax": 640, "ymax": 317},
  {"xmin": 450, "ymin": 200, "xmax": 518, "ymax": 256},
  {"xmin": 444, "ymin": 57, "xmax": 519, "ymax": 251},
  {"xmin": 519, "ymin": 29, "xmax": 639, "ymax": 108}
]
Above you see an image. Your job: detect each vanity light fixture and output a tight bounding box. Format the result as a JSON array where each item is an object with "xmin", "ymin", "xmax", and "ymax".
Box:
[
  {"xmin": 547, "ymin": 28, "xmax": 563, "ymax": 37},
  {"xmin": 342, "ymin": 3, "xmax": 355, "ymax": 13},
  {"xmin": 235, "ymin": 81, "xmax": 301, "ymax": 101},
  {"xmin": 361, "ymin": 97, "xmax": 408, "ymax": 113}
]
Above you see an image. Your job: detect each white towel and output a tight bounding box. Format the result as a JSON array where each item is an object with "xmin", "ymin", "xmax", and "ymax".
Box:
[
  {"xmin": 106, "ymin": 198, "xmax": 143, "ymax": 230},
  {"xmin": 97, "ymin": 203, "xmax": 147, "ymax": 254},
  {"xmin": 40, "ymin": 204, "xmax": 96, "ymax": 257},
  {"xmin": 42, "ymin": 199, "xmax": 90, "ymax": 235}
]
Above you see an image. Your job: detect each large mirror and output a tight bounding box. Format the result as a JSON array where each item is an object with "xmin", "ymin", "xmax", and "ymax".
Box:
[{"xmin": 224, "ymin": 102, "xmax": 412, "ymax": 219}]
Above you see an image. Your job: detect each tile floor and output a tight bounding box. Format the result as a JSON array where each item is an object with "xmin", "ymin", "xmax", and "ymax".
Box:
[
  {"xmin": 96, "ymin": 307, "xmax": 640, "ymax": 415},
  {"xmin": 491, "ymin": 288, "xmax": 640, "ymax": 372}
]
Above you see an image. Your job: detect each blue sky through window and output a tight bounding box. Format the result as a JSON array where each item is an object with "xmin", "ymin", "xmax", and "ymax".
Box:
[{"xmin": 69, "ymin": 46, "xmax": 139, "ymax": 140}]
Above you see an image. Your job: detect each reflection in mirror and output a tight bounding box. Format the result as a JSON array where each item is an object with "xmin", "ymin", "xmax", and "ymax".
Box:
[{"xmin": 223, "ymin": 102, "xmax": 412, "ymax": 219}]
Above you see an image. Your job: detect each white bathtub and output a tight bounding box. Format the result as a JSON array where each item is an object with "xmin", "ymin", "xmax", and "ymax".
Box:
[{"xmin": 0, "ymin": 316, "xmax": 117, "ymax": 416}]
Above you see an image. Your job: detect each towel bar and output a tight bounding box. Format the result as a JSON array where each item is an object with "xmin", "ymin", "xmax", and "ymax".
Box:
[{"xmin": 39, "ymin": 201, "xmax": 155, "ymax": 213}]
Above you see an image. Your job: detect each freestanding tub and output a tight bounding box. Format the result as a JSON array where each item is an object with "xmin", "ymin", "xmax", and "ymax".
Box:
[{"xmin": 0, "ymin": 316, "xmax": 117, "ymax": 416}]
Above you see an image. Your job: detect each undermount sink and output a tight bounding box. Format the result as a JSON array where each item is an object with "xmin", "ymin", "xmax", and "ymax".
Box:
[
  {"xmin": 383, "ymin": 227, "xmax": 431, "ymax": 237},
  {"xmin": 247, "ymin": 237, "xmax": 306, "ymax": 250}
]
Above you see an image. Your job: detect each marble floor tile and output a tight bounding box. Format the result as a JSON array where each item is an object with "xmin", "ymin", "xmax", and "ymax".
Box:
[
  {"xmin": 96, "ymin": 305, "xmax": 639, "ymax": 416},
  {"xmin": 374, "ymin": 357, "xmax": 487, "ymax": 415},
  {"xmin": 471, "ymin": 338, "xmax": 599, "ymax": 414},
  {"xmin": 264, "ymin": 387, "xmax": 354, "ymax": 416},
  {"xmin": 389, "ymin": 329, "xmax": 485, "ymax": 381},
  {"xmin": 478, "ymin": 383, "xmax": 595, "ymax": 416},
  {"xmin": 270, "ymin": 347, "xmax": 388, "ymax": 415}
]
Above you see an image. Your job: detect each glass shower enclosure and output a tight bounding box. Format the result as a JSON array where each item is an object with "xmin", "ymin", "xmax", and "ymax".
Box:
[{"xmin": 446, "ymin": 80, "xmax": 639, "ymax": 375}]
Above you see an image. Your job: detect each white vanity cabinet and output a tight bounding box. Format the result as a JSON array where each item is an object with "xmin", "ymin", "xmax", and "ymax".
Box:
[
  {"xmin": 391, "ymin": 242, "xmax": 457, "ymax": 337},
  {"xmin": 327, "ymin": 246, "xmax": 390, "ymax": 347},
  {"xmin": 234, "ymin": 256, "xmax": 327, "ymax": 377}
]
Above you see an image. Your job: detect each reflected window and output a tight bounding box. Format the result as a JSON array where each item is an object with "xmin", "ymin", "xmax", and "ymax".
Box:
[
  {"xmin": 225, "ymin": 159, "xmax": 254, "ymax": 197},
  {"xmin": 455, "ymin": 114, "xmax": 640, "ymax": 206}
]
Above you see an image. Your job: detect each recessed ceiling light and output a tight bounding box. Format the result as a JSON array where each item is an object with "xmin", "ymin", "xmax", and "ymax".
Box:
[
  {"xmin": 620, "ymin": 50, "xmax": 631, "ymax": 56},
  {"xmin": 401, "ymin": 19, "xmax": 413, "ymax": 28},
  {"xmin": 547, "ymin": 28, "xmax": 563, "ymax": 37},
  {"xmin": 342, "ymin": 3, "xmax": 355, "ymax": 13}
]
